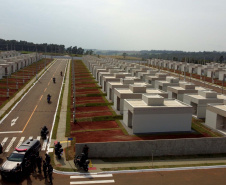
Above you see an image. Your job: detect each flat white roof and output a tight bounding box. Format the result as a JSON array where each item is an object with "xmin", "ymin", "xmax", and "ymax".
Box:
[
  {"xmin": 126, "ymin": 99, "xmax": 188, "ymax": 108},
  {"xmin": 116, "ymin": 88, "xmax": 162, "ymax": 94}
]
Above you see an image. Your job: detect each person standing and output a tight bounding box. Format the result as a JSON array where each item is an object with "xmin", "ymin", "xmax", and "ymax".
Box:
[
  {"xmin": 43, "ymin": 160, "xmax": 48, "ymax": 179},
  {"xmin": 14, "ymin": 163, "xmax": 21, "ymax": 183},
  {"xmin": 82, "ymin": 144, "xmax": 89, "ymax": 159},
  {"xmin": 36, "ymin": 155, "xmax": 42, "ymax": 174},
  {"xmin": 48, "ymin": 164, "xmax": 53, "ymax": 185},
  {"xmin": 30, "ymin": 153, "xmax": 36, "ymax": 172},
  {"xmin": 23, "ymin": 158, "xmax": 31, "ymax": 175},
  {"xmin": 45, "ymin": 153, "xmax": 51, "ymax": 165}
]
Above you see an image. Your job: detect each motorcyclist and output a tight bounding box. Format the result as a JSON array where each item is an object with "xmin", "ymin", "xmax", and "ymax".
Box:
[
  {"xmin": 60, "ymin": 71, "xmax": 62, "ymax": 76},
  {"xmin": 41, "ymin": 126, "xmax": 49, "ymax": 139},
  {"xmin": 53, "ymin": 77, "xmax": 56, "ymax": 83},
  {"xmin": 47, "ymin": 94, "xmax": 51, "ymax": 103},
  {"xmin": 82, "ymin": 145, "xmax": 89, "ymax": 159},
  {"xmin": 42, "ymin": 126, "xmax": 48, "ymax": 133}
]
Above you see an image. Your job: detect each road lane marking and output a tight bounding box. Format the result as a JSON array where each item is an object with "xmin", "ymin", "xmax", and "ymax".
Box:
[
  {"xmin": 11, "ymin": 117, "xmax": 19, "ymax": 127},
  {"xmin": 0, "ymin": 131, "xmax": 22, "ymax": 134},
  {"xmin": 5, "ymin": 137, "xmax": 16, "ymax": 152},
  {"xmin": 42, "ymin": 136, "xmax": 49, "ymax": 151},
  {"xmin": 16, "ymin": 137, "xmax": 25, "ymax": 148},
  {"xmin": 1, "ymin": 137, "xmax": 8, "ymax": 146},
  {"xmin": 44, "ymin": 88, "xmax": 47, "ymax": 92},
  {"xmin": 22, "ymin": 105, "xmax": 38, "ymax": 133},
  {"xmin": 40, "ymin": 95, "xmax": 43, "ymax": 101},
  {"xmin": 37, "ymin": 136, "xmax": 41, "ymax": 141},
  {"xmin": 70, "ymin": 180, "xmax": 115, "ymax": 184},
  {"xmin": 48, "ymin": 82, "xmax": 50, "ymax": 86},
  {"xmin": 29, "ymin": 136, "xmax": 33, "ymax": 140},
  {"xmin": 70, "ymin": 174, "xmax": 113, "ymax": 179}
]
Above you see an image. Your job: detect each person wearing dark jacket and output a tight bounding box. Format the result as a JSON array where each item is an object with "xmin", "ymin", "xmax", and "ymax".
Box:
[
  {"xmin": 48, "ymin": 164, "xmax": 53, "ymax": 184},
  {"xmin": 36, "ymin": 155, "xmax": 42, "ymax": 173},
  {"xmin": 45, "ymin": 153, "xmax": 51, "ymax": 165}
]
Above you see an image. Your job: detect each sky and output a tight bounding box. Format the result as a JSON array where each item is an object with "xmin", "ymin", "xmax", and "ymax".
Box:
[{"xmin": 0, "ymin": 0, "xmax": 226, "ymax": 51}]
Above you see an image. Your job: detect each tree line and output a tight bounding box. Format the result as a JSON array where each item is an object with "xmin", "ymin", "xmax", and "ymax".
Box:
[{"xmin": 0, "ymin": 38, "xmax": 84, "ymax": 55}]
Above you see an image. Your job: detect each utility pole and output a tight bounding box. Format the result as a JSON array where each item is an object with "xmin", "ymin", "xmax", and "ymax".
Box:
[
  {"xmin": 184, "ymin": 58, "xmax": 186, "ymax": 81},
  {"xmin": 222, "ymin": 74, "xmax": 225, "ymax": 94},
  {"xmin": 36, "ymin": 47, "xmax": 38, "ymax": 80},
  {"xmin": 45, "ymin": 46, "xmax": 47, "ymax": 71}
]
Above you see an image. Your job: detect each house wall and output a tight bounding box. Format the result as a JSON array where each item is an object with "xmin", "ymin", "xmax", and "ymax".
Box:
[
  {"xmin": 205, "ymin": 109, "xmax": 217, "ymax": 129},
  {"xmin": 132, "ymin": 111, "xmax": 192, "ymax": 134},
  {"xmin": 76, "ymin": 137, "xmax": 226, "ymax": 158}
]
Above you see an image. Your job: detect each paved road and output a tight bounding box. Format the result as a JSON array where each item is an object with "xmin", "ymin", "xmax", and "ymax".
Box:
[
  {"xmin": 0, "ymin": 59, "xmax": 68, "ymax": 162},
  {"xmin": 2, "ymin": 167, "xmax": 226, "ymax": 185}
]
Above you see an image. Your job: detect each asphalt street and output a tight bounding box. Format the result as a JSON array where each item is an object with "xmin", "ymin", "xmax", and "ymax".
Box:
[
  {"xmin": 0, "ymin": 59, "xmax": 68, "ymax": 160},
  {"xmin": 1, "ymin": 168, "xmax": 226, "ymax": 185}
]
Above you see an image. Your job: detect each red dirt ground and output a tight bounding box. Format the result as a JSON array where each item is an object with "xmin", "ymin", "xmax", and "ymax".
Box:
[
  {"xmin": 76, "ymin": 106, "xmax": 110, "ymax": 112},
  {"xmin": 70, "ymin": 120, "xmax": 119, "ymax": 131},
  {"xmin": 75, "ymin": 106, "xmax": 113, "ymax": 118},
  {"xmin": 71, "ymin": 129, "xmax": 204, "ymax": 143},
  {"xmin": 76, "ymin": 97, "xmax": 105, "ymax": 104},
  {"xmin": 75, "ymin": 84, "xmax": 97, "ymax": 88},
  {"xmin": 75, "ymin": 111, "xmax": 112, "ymax": 118},
  {"xmin": 75, "ymin": 89, "xmax": 100, "ymax": 95}
]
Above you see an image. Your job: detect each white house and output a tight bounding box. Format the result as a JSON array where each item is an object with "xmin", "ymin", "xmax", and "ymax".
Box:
[
  {"xmin": 155, "ymin": 76, "xmax": 179, "ymax": 92},
  {"xmin": 106, "ymin": 78, "xmax": 142, "ymax": 101},
  {"xmin": 205, "ymin": 102, "xmax": 226, "ymax": 132},
  {"xmin": 183, "ymin": 91, "xmax": 226, "ymax": 119},
  {"xmin": 102, "ymin": 73, "xmax": 132, "ymax": 92},
  {"xmin": 123, "ymin": 94, "xmax": 193, "ymax": 134},
  {"xmin": 114, "ymin": 84, "xmax": 168, "ymax": 114},
  {"xmin": 167, "ymin": 83, "xmax": 210, "ymax": 101},
  {"xmin": 137, "ymin": 69, "xmax": 158, "ymax": 81},
  {"xmin": 145, "ymin": 73, "xmax": 169, "ymax": 88}
]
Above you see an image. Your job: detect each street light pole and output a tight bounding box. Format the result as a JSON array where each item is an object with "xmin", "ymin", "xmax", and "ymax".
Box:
[{"xmin": 36, "ymin": 47, "xmax": 38, "ymax": 80}]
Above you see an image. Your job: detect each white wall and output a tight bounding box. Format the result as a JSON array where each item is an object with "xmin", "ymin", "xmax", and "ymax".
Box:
[
  {"xmin": 132, "ymin": 112, "xmax": 192, "ymax": 134},
  {"xmin": 205, "ymin": 110, "xmax": 217, "ymax": 129}
]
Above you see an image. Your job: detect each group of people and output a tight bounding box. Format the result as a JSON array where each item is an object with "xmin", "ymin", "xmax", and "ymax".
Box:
[{"xmin": 14, "ymin": 153, "xmax": 53, "ymax": 184}]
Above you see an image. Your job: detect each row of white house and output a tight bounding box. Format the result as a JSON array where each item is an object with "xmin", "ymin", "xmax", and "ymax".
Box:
[
  {"xmin": 148, "ymin": 59, "xmax": 226, "ymax": 81},
  {"xmin": 83, "ymin": 56, "xmax": 226, "ymax": 135},
  {"xmin": 0, "ymin": 50, "xmax": 20, "ymax": 59},
  {"xmin": 0, "ymin": 52, "xmax": 42, "ymax": 79}
]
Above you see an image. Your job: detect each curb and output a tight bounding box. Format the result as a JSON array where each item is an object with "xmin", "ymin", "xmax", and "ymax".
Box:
[{"xmin": 53, "ymin": 164, "xmax": 226, "ymax": 175}]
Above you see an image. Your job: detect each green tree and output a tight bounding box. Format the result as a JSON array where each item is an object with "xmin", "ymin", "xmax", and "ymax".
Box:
[
  {"xmin": 219, "ymin": 56, "xmax": 224, "ymax": 63},
  {"xmin": 122, "ymin": 52, "xmax": 127, "ymax": 59}
]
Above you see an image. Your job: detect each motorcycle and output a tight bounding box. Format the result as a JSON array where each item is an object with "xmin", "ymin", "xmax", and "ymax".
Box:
[
  {"xmin": 60, "ymin": 71, "xmax": 62, "ymax": 76},
  {"xmin": 53, "ymin": 77, "xmax": 56, "ymax": 83},
  {"xmin": 41, "ymin": 127, "xmax": 49, "ymax": 140},
  {"xmin": 74, "ymin": 153, "xmax": 89, "ymax": 172},
  {"xmin": 47, "ymin": 94, "xmax": 51, "ymax": 104}
]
